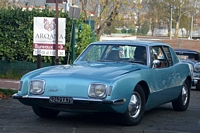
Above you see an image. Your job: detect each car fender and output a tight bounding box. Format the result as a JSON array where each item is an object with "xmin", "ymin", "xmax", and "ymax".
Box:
[{"xmin": 109, "ymin": 69, "xmax": 153, "ymax": 113}]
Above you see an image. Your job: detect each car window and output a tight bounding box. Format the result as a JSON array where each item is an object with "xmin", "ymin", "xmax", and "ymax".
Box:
[
  {"xmin": 80, "ymin": 45, "xmax": 107, "ymax": 61},
  {"xmin": 103, "ymin": 45, "xmax": 145, "ymax": 62},
  {"xmin": 163, "ymin": 46, "xmax": 173, "ymax": 66},
  {"xmin": 76, "ymin": 44, "xmax": 147, "ymax": 65},
  {"xmin": 151, "ymin": 46, "xmax": 171, "ymax": 68},
  {"xmin": 176, "ymin": 53, "xmax": 199, "ymax": 61}
]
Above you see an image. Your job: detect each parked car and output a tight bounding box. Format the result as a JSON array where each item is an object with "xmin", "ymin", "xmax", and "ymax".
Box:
[
  {"xmin": 13, "ymin": 40, "xmax": 192, "ymax": 126},
  {"xmin": 174, "ymin": 49, "xmax": 200, "ymax": 90}
]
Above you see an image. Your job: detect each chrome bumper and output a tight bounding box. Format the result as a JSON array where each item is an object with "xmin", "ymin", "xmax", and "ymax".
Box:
[
  {"xmin": 12, "ymin": 93, "xmax": 126, "ymax": 105},
  {"xmin": 193, "ymin": 79, "xmax": 199, "ymax": 85}
]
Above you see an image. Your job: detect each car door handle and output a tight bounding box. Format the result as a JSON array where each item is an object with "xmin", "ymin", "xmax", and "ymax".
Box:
[{"xmin": 171, "ymin": 73, "xmax": 176, "ymax": 77}]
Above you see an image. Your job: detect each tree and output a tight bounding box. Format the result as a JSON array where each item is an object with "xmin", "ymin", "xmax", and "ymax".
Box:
[
  {"xmin": 79, "ymin": 0, "xmax": 142, "ymax": 38},
  {"xmin": 121, "ymin": 28, "xmax": 127, "ymax": 33},
  {"xmin": 0, "ymin": 0, "xmax": 11, "ymax": 8},
  {"xmin": 180, "ymin": 14, "xmax": 190, "ymax": 37},
  {"xmin": 164, "ymin": 0, "xmax": 200, "ymax": 38},
  {"xmin": 141, "ymin": 20, "xmax": 149, "ymax": 35},
  {"xmin": 145, "ymin": 0, "xmax": 165, "ymax": 36},
  {"xmin": 128, "ymin": 28, "xmax": 135, "ymax": 34},
  {"xmin": 146, "ymin": 0, "xmax": 200, "ymax": 38}
]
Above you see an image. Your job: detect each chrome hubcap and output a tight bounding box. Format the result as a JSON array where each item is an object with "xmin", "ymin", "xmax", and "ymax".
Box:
[
  {"xmin": 182, "ymin": 84, "xmax": 188, "ymax": 105},
  {"xmin": 128, "ymin": 92, "xmax": 141, "ymax": 118}
]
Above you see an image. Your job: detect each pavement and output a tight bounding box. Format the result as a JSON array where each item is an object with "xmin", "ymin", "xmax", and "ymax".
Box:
[
  {"xmin": 0, "ymin": 78, "xmax": 19, "ymax": 90},
  {"xmin": 0, "ymin": 78, "xmax": 199, "ymax": 132}
]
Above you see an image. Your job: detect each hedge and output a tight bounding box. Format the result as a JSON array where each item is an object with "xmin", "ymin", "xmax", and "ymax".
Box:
[{"xmin": 0, "ymin": 5, "xmax": 92, "ymax": 64}]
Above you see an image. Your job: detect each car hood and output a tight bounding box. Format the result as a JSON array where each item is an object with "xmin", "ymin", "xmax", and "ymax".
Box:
[
  {"xmin": 180, "ymin": 59, "xmax": 198, "ymax": 67},
  {"xmin": 37, "ymin": 62, "xmax": 144, "ymax": 79}
]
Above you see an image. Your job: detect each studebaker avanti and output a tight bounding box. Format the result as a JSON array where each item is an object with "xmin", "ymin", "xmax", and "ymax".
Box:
[{"xmin": 13, "ymin": 40, "xmax": 192, "ymax": 126}]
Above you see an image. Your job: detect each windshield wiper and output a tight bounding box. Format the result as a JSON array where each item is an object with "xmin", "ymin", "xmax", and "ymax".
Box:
[
  {"xmin": 121, "ymin": 60, "xmax": 145, "ymax": 65},
  {"xmin": 97, "ymin": 59, "xmax": 117, "ymax": 62}
]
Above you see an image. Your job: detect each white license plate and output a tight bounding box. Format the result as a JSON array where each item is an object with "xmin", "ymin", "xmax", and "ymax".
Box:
[{"xmin": 49, "ymin": 96, "xmax": 73, "ymax": 104}]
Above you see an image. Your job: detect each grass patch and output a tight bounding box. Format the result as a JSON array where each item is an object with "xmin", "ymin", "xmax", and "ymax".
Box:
[
  {"xmin": 0, "ymin": 68, "xmax": 24, "ymax": 79},
  {"xmin": 0, "ymin": 72, "xmax": 22, "ymax": 79},
  {"xmin": 0, "ymin": 88, "xmax": 17, "ymax": 98}
]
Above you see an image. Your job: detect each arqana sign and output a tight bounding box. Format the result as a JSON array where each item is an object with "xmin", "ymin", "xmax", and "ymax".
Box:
[{"xmin": 33, "ymin": 17, "xmax": 66, "ymax": 56}]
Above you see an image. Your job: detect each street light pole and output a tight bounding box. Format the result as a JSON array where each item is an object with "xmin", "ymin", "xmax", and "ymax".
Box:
[
  {"xmin": 170, "ymin": 6, "xmax": 173, "ymax": 40},
  {"xmin": 69, "ymin": 5, "xmax": 80, "ymax": 63},
  {"xmin": 55, "ymin": 0, "xmax": 59, "ymax": 65},
  {"xmin": 190, "ymin": 15, "xmax": 194, "ymax": 39},
  {"xmin": 63, "ymin": 2, "xmax": 67, "ymax": 13}
]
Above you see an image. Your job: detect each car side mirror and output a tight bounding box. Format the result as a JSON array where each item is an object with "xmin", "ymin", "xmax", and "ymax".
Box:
[{"xmin": 152, "ymin": 59, "xmax": 161, "ymax": 69}]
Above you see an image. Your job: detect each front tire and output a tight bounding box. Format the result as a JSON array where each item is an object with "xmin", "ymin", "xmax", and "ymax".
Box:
[
  {"xmin": 32, "ymin": 106, "xmax": 60, "ymax": 118},
  {"xmin": 172, "ymin": 80, "xmax": 190, "ymax": 111},
  {"xmin": 122, "ymin": 84, "xmax": 146, "ymax": 126}
]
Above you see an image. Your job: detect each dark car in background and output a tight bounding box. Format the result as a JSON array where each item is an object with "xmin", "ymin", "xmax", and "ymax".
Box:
[{"xmin": 174, "ymin": 49, "xmax": 200, "ymax": 90}]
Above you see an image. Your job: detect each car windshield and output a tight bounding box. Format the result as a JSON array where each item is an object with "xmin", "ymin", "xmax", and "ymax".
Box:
[
  {"xmin": 75, "ymin": 44, "xmax": 147, "ymax": 64},
  {"xmin": 176, "ymin": 53, "xmax": 199, "ymax": 61}
]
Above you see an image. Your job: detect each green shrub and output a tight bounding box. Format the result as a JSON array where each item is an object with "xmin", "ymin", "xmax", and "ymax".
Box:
[
  {"xmin": 0, "ymin": 6, "xmax": 92, "ymax": 64},
  {"xmin": 121, "ymin": 28, "xmax": 127, "ymax": 33},
  {"xmin": 0, "ymin": 88, "xmax": 17, "ymax": 97}
]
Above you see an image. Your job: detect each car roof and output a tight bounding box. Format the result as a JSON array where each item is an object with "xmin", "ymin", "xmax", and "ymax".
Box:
[
  {"xmin": 91, "ymin": 40, "xmax": 170, "ymax": 47},
  {"xmin": 174, "ymin": 49, "xmax": 199, "ymax": 54}
]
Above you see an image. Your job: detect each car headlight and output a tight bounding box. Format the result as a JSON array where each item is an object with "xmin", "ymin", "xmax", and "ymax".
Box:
[
  {"xmin": 88, "ymin": 83, "xmax": 107, "ymax": 98},
  {"xmin": 30, "ymin": 80, "xmax": 45, "ymax": 94},
  {"xmin": 193, "ymin": 72, "xmax": 199, "ymax": 77},
  {"xmin": 194, "ymin": 63, "xmax": 200, "ymax": 72}
]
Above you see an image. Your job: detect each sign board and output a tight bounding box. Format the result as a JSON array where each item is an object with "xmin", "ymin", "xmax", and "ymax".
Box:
[
  {"xmin": 69, "ymin": 6, "xmax": 80, "ymax": 19},
  {"xmin": 46, "ymin": 0, "xmax": 67, "ymax": 3},
  {"xmin": 33, "ymin": 17, "xmax": 66, "ymax": 56}
]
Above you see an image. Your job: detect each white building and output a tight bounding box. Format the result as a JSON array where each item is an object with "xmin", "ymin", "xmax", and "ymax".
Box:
[{"xmin": 10, "ymin": 0, "xmax": 72, "ymax": 12}]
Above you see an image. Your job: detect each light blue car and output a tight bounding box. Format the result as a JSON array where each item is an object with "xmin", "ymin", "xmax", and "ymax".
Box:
[{"xmin": 13, "ymin": 40, "xmax": 192, "ymax": 126}]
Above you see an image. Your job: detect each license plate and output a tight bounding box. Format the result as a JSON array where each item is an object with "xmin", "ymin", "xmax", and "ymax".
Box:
[{"xmin": 49, "ymin": 96, "xmax": 73, "ymax": 104}]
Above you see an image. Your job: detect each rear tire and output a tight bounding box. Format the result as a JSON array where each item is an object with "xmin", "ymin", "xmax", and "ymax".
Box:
[
  {"xmin": 121, "ymin": 84, "xmax": 146, "ymax": 126},
  {"xmin": 172, "ymin": 80, "xmax": 190, "ymax": 111},
  {"xmin": 32, "ymin": 106, "xmax": 60, "ymax": 118}
]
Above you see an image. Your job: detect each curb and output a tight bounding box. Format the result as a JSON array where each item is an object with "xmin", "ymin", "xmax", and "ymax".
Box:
[{"xmin": 0, "ymin": 79, "xmax": 19, "ymax": 90}]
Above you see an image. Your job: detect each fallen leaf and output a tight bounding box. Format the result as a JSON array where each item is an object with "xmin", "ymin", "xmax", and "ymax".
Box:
[{"xmin": 0, "ymin": 92, "xmax": 7, "ymax": 99}]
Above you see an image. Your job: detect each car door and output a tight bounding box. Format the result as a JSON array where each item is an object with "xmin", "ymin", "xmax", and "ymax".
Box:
[{"xmin": 150, "ymin": 46, "xmax": 177, "ymax": 104}]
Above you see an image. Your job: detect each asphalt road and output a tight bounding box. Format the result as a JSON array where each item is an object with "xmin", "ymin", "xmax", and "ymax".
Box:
[
  {"xmin": 0, "ymin": 87, "xmax": 200, "ymax": 133},
  {"xmin": 0, "ymin": 79, "xmax": 200, "ymax": 133}
]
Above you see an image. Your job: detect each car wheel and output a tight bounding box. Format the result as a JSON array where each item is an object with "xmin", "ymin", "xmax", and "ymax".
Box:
[
  {"xmin": 32, "ymin": 106, "xmax": 60, "ymax": 118},
  {"xmin": 195, "ymin": 81, "xmax": 200, "ymax": 91},
  {"xmin": 172, "ymin": 80, "xmax": 190, "ymax": 111},
  {"xmin": 121, "ymin": 84, "xmax": 146, "ymax": 126}
]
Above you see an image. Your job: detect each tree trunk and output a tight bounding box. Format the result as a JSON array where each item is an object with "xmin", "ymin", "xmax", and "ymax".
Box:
[
  {"xmin": 96, "ymin": 2, "xmax": 122, "ymax": 38},
  {"xmin": 81, "ymin": 0, "xmax": 88, "ymax": 20},
  {"xmin": 174, "ymin": 16, "xmax": 181, "ymax": 38}
]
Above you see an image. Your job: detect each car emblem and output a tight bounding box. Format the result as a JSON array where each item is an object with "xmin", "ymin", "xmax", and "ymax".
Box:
[{"xmin": 48, "ymin": 89, "xmax": 58, "ymax": 92}]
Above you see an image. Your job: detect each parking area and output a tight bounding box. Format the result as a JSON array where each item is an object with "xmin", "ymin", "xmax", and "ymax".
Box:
[{"xmin": 0, "ymin": 88, "xmax": 200, "ymax": 133}]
